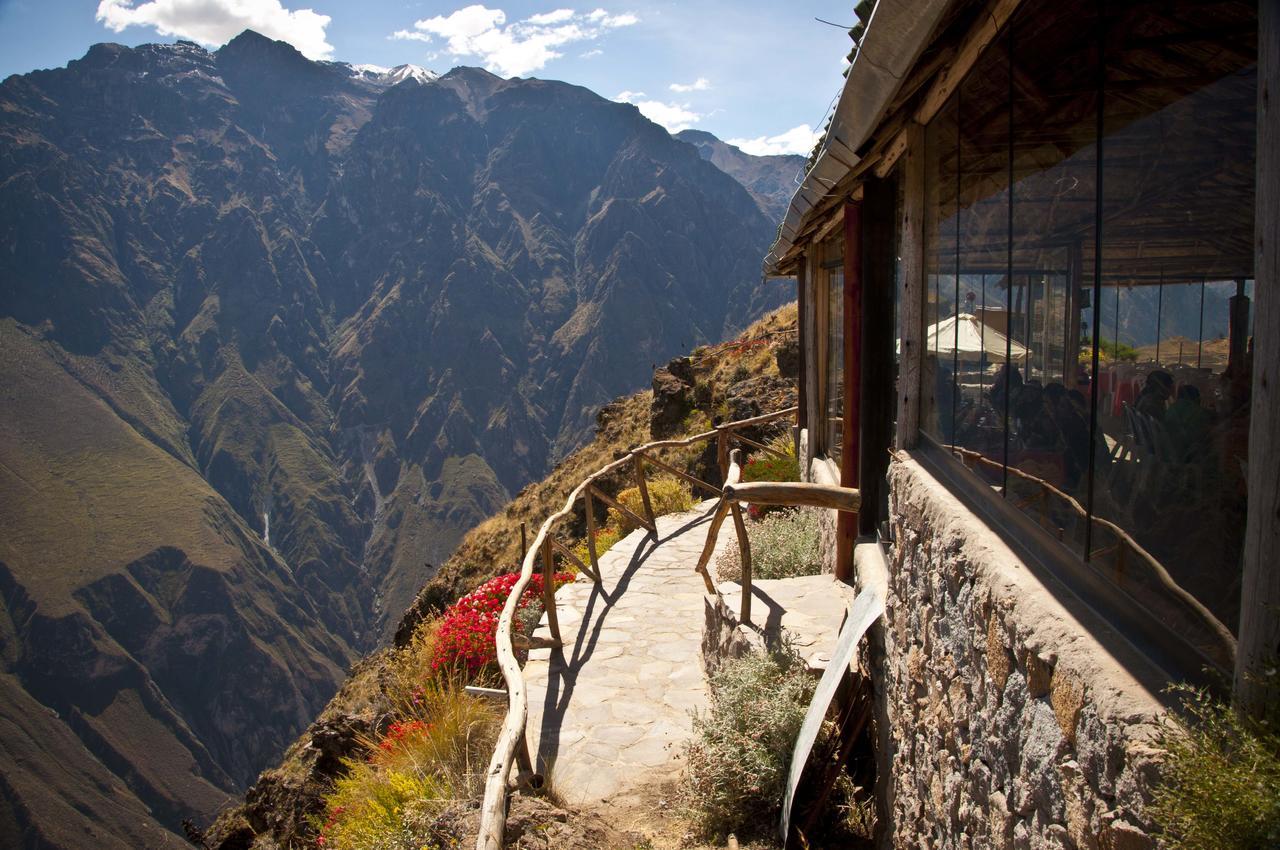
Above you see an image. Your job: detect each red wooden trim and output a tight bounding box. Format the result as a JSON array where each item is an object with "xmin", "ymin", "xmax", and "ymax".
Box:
[
  {"xmin": 837, "ymin": 201, "xmax": 863, "ymax": 581},
  {"xmin": 796, "ymin": 263, "xmax": 809, "ymax": 435}
]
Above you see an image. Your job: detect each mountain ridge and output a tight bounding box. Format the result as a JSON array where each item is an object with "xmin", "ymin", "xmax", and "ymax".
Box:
[{"xmin": 0, "ymin": 30, "xmax": 796, "ymax": 848}]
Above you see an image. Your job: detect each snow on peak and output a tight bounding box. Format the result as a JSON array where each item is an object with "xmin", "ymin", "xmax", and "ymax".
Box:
[{"xmin": 349, "ymin": 63, "xmax": 438, "ymax": 86}]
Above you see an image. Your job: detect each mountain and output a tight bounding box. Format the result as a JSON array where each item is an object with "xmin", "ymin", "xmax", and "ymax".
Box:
[
  {"xmin": 676, "ymin": 129, "xmax": 805, "ymax": 225},
  {"xmin": 201, "ymin": 304, "xmax": 800, "ymax": 850},
  {"xmin": 345, "ymin": 62, "xmax": 439, "ymax": 86},
  {"xmin": 0, "ymin": 30, "xmax": 783, "ymax": 848}
]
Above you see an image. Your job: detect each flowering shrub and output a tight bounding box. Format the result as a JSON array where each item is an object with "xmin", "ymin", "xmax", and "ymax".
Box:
[
  {"xmin": 316, "ymin": 682, "xmax": 498, "ymax": 850},
  {"xmin": 431, "ymin": 571, "xmax": 573, "ymax": 677},
  {"xmin": 741, "ymin": 437, "xmax": 799, "ymax": 484}
]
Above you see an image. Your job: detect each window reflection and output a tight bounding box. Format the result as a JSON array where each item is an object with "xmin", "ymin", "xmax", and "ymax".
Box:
[{"xmin": 917, "ymin": 0, "xmax": 1256, "ymax": 662}]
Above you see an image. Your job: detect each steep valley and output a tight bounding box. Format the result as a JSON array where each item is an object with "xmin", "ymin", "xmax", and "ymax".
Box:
[{"xmin": 0, "ymin": 31, "xmax": 790, "ymax": 848}]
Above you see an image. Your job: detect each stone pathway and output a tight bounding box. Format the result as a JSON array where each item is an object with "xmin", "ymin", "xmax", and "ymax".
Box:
[{"xmin": 524, "ymin": 501, "xmax": 733, "ymax": 809}]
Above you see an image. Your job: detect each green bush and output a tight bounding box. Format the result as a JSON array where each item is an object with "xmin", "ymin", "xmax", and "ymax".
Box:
[
  {"xmin": 742, "ymin": 436, "xmax": 799, "ymax": 484},
  {"xmin": 681, "ymin": 648, "xmax": 815, "ymax": 840},
  {"xmin": 608, "ymin": 475, "xmax": 694, "ymax": 532},
  {"xmin": 1149, "ymin": 685, "xmax": 1280, "ymax": 850},
  {"xmin": 716, "ymin": 508, "xmax": 822, "ymax": 582}
]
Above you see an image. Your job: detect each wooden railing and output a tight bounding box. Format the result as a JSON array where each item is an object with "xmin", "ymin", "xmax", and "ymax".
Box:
[
  {"xmin": 476, "ymin": 406, "xmax": 796, "ymax": 850},
  {"xmin": 695, "ymin": 447, "xmax": 861, "ymax": 624}
]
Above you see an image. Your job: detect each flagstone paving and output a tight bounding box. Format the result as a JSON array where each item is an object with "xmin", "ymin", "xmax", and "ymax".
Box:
[{"xmin": 524, "ymin": 500, "xmax": 733, "ymax": 809}]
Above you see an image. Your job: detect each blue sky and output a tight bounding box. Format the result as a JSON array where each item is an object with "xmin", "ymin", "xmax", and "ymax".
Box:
[{"xmin": 0, "ymin": 0, "xmax": 856, "ymax": 154}]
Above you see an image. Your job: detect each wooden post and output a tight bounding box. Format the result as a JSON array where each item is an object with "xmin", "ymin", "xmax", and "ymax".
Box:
[
  {"xmin": 731, "ymin": 502, "xmax": 752, "ymax": 623},
  {"xmin": 584, "ymin": 490, "xmax": 601, "ymax": 579},
  {"xmin": 632, "ymin": 455, "xmax": 656, "ymax": 530},
  {"xmin": 836, "ymin": 200, "xmax": 863, "ymax": 582},
  {"xmin": 540, "ymin": 538, "xmax": 561, "ymax": 646},
  {"xmin": 717, "ymin": 428, "xmax": 731, "ymax": 481},
  {"xmin": 896, "ymin": 123, "xmax": 926, "ymax": 449},
  {"xmin": 797, "ymin": 263, "xmax": 809, "ymax": 451},
  {"xmin": 1236, "ymin": 0, "xmax": 1279, "ymax": 722},
  {"xmin": 860, "ymin": 176, "xmax": 898, "ymax": 537},
  {"xmin": 694, "ymin": 499, "xmax": 730, "ymax": 593},
  {"xmin": 520, "ymin": 521, "xmax": 528, "ymax": 562}
]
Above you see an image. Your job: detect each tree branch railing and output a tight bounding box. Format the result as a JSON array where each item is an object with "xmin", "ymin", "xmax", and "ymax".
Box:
[
  {"xmin": 475, "ymin": 406, "xmax": 796, "ymax": 850},
  {"xmin": 695, "ymin": 451, "xmax": 862, "ymax": 624}
]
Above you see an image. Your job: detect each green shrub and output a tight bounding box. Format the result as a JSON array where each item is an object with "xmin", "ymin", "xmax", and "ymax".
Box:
[
  {"xmin": 742, "ymin": 437, "xmax": 799, "ymax": 484},
  {"xmin": 716, "ymin": 508, "xmax": 822, "ymax": 582},
  {"xmin": 681, "ymin": 648, "xmax": 815, "ymax": 840},
  {"xmin": 570, "ymin": 523, "xmax": 624, "ymax": 567},
  {"xmin": 1099, "ymin": 338, "xmax": 1139, "ymax": 362},
  {"xmin": 608, "ymin": 475, "xmax": 694, "ymax": 532},
  {"xmin": 1149, "ymin": 685, "xmax": 1280, "ymax": 850}
]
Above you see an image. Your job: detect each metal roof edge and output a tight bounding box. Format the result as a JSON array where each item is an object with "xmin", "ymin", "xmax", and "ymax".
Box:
[{"xmin": 765, "ymin": 0, "xmax": 953, "ymax": 273}]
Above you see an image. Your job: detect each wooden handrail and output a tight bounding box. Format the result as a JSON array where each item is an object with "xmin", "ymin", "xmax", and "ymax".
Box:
[{"xmin": 475, "ymin": 407, "xmax": 798, "ymax": 850}]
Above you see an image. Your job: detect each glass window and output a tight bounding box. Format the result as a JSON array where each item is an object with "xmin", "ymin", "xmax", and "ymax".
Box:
[
  {"xmin": 921, "ymin": 97, "xmax": 958, "ymax": 446},
  {"xmin": 915, "ymin": 0, "xmax": 1256, "ymax": 670}
]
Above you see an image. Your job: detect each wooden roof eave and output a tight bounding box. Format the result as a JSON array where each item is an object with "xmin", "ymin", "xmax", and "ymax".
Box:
[{"xmin": 766, "ymin": 0, "xmax": 954, "ymax": 273}]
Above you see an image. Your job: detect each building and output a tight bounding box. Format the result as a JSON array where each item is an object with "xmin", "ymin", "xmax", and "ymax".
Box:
[{"xmin": 766, "ymin": 0, "xmax": 1274, "ymax": 844}]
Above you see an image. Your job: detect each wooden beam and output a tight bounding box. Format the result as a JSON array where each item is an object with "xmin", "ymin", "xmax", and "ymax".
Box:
[
  {"xmin": 539, "ymin": 538, "xmax": 562, "ymax": 646},
  {"xmin": 548, "ymin": 536, "xmax": 598, "ymax": 583},
  {"xmin": 896, "ymin": 124, "xmax": 926, "ymax": 448},
  {"xmin": 797, "ymin": 262, "xmax": 809, "ymax": 439},
  {"xmin": 584, "ymin": 489, "xmax": 601, "ymax": 579},
  {"xmin": 632, "ymin": 455, "xmax": 656, "ymax": 530},
  {"xmin": 588, "ymin": 483, "xmax": 655, "ymax": 534},
  {"xmin": 915, "ymin": 0, "xmax": 1025, "ymax": 126},
  {"xmin": 722, "ymin": 482, "xmax": 861, "ymax": 513},
  {"xmin": 694, "ymin": 498, "xmax": 731, "ymax": 591},
  {"xmin": 635, "ymin": 451, "xmax": 722, "ymax": 497},
  {"xmin": 860, "ymin": 176, "xmax": 898, "ymax": 536},
  {"xmin": 874, "ymin": 128, "xmax": 910, "ymax": 179},
  {"xmin": 729, "ymin": 430, "xmax": 790, "ymax": 460},
  {"xmin": 838, "ymin": 201, "xmax": 863, "ymax": 582},
  {"xmin": 1236, "ymin": 0, "xmax": 1278, "ymax": 722}
]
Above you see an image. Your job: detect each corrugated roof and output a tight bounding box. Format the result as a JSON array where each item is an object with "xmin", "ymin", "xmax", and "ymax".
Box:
[{"xmin": 765, "ymin": 0, "xmax": 952, "ymax": 273}]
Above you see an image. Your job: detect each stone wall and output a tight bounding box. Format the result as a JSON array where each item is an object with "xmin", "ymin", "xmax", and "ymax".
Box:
[{"xmin": 878, "ymin": 455, "xmax": 1167, "ymax": 850}]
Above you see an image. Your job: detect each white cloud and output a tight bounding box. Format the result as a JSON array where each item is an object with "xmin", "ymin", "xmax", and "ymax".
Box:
[
  {"xmin": 580, "ymin": 47, "xmax": 602, "ymax": 58},
  {"xmin": 527, "ymin": 8, "xmax": 574, "ymax": 25},
  {"xmin": 668, "ymin": 76, "xmax": 710, "ymax": 93},
  {"xmin": 95, "ymin": 0, "xmax": 334, "ymax": 59},
  {"xmin": 614, "ymin": 90, "xmax": 701, "ymax": 133},
  {"xmin": 391, "ymin": 5, "xmax": 638, "ymax": 77},
  {"xmin": 727, "ymin": 124, "xmax": 820, "ymax": 156}
]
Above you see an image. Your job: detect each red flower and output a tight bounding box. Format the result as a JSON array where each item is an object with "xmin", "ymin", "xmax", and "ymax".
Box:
[{"xmin": 430, "ymin": 570, "xmax": 574, "ymax": 675}]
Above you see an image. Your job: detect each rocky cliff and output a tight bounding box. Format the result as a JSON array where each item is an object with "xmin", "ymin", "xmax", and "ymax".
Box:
[{"xmin": 0, "ymin": 31, "xmax": 793, "ymax": 847}]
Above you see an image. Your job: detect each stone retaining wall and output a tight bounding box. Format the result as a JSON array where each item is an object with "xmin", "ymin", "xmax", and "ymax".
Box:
[{"xmin": 878, "ymin": 455, "xmax": 1167, "ymax": 850}]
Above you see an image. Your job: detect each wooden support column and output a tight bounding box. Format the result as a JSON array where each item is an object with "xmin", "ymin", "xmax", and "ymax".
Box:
[
  {"xmin": 896, "ymin": 123, "xmax": 926, "ymax": 448},
  {"xmin": 860, "ymin": 176, "xmax": 898, "ymax": 537},
  {"xmin": 837, "ymin": 201, "xmax": 863, "ymax": 581},
  {"xmin": 796, "ymin": 262, "xmax": 809, "ymax": 451},
  {"xmin": 1236, "ymin": 0, "xmax": 1279, "ymax": 722},
  {"xmin": 539, "ymin": 538, "xmax": 562, "ymax": 645}
]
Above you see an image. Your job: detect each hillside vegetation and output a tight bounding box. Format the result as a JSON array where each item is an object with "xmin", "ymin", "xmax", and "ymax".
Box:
[{"xmin": 202, "ymin": 303, "xmax": 799, "ymax": 850}]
